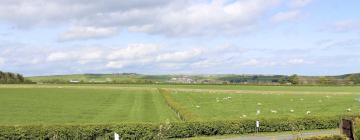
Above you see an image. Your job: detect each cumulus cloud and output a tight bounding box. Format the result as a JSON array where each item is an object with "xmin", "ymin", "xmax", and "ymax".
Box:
[
  {"xmin": 59, "ymin": 26, "xmax": 118, "ymax": 41},
  {"xmin": 46, "ymin": 52, "xmax": 71, "ymax": 62},
  {"xmin": 287, "ymin": 58, "xmax": 305, "ymax": 64},
  {"xmin": 0, "ymin": 0, "xmax": 282, "ymax": 37},
  {"xmin": 0, "ymin": 0, "xmax": 170, "ymax": 28},
  {"xmin": 107, "ymin": 44, "xmax": 161, "ymax": 60},
  {"xmin": 271, "ymin": 10, "xmax": 301, "ymax": 23},
  {"xmin": 156, "ymin": 49, "xmax": 202, "ymax": 62}
]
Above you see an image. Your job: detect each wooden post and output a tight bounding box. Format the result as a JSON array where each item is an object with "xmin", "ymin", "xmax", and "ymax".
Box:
[{"xmin": 341, "ymin": 118, "xmax": 355, "ymax": 140}]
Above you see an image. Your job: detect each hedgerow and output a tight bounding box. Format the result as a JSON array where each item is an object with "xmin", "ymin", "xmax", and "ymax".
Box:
[
  {"xmin": 0, "ymin": 117, "xmax": 340, "ymax": 140},
  {"xmin": 300, "ymin": 135, "xmax": 347, "ymax": 140},
  {"xmin": 158, "ymin": 88, "xmax": 199, "ymax": 121},
  {"xmin": 354, "ymin": 118, "xmax": 360, "ymax": 140}
]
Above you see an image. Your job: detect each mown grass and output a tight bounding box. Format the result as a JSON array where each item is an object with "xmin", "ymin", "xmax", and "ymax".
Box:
[
  {"xmin": 168, "ymin": 90, "xmax": 360, "ymax": 120},
  {"xmin": 1, "ymin": 84, "xmax": 360, "ymax": 125},
  {"xmin": 0, "ymin": 87, "xmax": 179, "ymax": 125}
]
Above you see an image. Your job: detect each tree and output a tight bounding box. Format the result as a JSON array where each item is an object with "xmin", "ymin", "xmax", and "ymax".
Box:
[
  {"xmin": 279, "ymin": 76, "xmax": 288, "ymax": 84},
  {"xmin": 318, "ymin": 77, "xmax": 336, "ymax": 85},
  {"xmin": 288, "ymin": 74, "xmax": 299, "ymax": 85},
  {"xmin": 348, "ymin": 74, "xmax": 360, "ymax": 85},
  {"xmin": 0, "ymin": 71, "xmax": 30, "ymax": 84}
]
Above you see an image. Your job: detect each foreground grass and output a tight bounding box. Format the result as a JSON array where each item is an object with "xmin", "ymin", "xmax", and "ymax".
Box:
[{"xmin": 0, "ymin": 87, "xmax": 179, "ymax": 124}]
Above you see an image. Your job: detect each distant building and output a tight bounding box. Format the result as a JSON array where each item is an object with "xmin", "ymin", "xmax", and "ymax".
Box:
[
  {"xmin": 168, "ymin": 76, "xmax": 195, "ymax": 83},
  {"xmin": 69, "ymin": 80, "xmax": 80, "ymax": 83}
]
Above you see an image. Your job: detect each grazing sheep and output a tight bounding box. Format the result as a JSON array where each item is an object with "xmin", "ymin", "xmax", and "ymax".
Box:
[
  {"xmin": 306, "ymin": 111, "xmax": 311, "ymax": 114},
  {"xmin": 347, "ymin": 108, "xmax": 351, "ymax": 112},
  {"xmin": 256, "ymin": 110, "xmax": 261, "ymax": 115}
]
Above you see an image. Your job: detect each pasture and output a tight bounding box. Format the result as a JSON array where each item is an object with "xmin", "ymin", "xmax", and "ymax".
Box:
[
  {"xmin": 0, "ymin": 86, "xmax": 178, "ymax": 125},
  {"xmin": 0, "ymin": 84, "xmax": 359, "ymax": 124}
]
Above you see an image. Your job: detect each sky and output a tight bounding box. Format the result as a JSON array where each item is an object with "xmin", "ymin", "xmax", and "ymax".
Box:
[{"xmin": 0, "ymin": 0, "xmax": 359, "ymax": 76}]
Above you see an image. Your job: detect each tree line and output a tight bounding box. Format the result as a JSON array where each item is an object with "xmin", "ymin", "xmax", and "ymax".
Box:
[
  {"xmin": 0, "ymin": 71, "xmax": 33, "ymax": 84},
  {"xmin": 220, "ymin": 74, "xmax": 360, "ymax": 85}
]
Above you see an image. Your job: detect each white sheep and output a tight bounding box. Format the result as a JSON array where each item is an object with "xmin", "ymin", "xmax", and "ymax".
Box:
[{"xmin": 256, "ymin": 110, "xmax": 261, "ymax": 115}]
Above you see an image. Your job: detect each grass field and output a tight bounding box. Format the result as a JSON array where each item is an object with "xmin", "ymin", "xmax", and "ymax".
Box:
[
  {"xmin": 0, "ymin": 84, "xmax": 360, "ymax": 124},
  {"xmin": 168, "ymin": 90, "xmax": 360, "ymax": 120},
  {"xmin": 0, "ymin": 86, "xmax": 178, "ymax": 125}
]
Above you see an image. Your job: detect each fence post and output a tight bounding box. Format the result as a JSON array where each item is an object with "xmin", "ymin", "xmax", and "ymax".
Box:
[{"xmin": 341, "ymin": 118, "xmax": 354, "ymax": 140}]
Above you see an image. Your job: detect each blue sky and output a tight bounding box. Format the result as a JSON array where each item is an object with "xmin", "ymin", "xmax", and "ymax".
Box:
[{"xmin": 0, "ymin": 0, "xmax": 359, "ymax": 76}]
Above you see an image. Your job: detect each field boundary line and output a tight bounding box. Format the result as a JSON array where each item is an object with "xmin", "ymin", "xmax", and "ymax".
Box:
[
  {"xmin": 158, "ymin": 88, "xmax": 198, "ymax": 121},
  {"xmin": 164, "ymin": 88, "xmax": 358, "ymax": 95}
]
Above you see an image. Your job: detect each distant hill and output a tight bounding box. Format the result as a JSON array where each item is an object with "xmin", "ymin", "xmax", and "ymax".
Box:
[{"xmin": 27, "ymin": 73, "xmax": 360, "ymax": 85}]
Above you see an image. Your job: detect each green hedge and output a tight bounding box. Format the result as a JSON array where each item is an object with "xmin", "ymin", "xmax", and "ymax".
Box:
[
  {"xmin": 301, "ymin": 135, "xmax": 347, "ymax": 140},
  {"xmin": 158, "ymin": 88, "xmax": 199, "ymax": 121},
  {"xmin": 0, "ymin": 117, "xmax": 339, "ymax": 140},
  {"xmin": 354, "ymin": 118, "xmax": 360, "ymax": 140}
]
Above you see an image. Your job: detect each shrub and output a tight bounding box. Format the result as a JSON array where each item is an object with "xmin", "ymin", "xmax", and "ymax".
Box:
[
  {"xmin": 158, "ymin": 88, "xmax": 199, "ymax": 121},
  {"xmin": 300, "ymin": 135, "xmax": 347, "ymax": 140},
  {"xmin": 354, "ymin": 118, "xmax": 360, "ymax": 140},
  {"xmin": 0, "ymin": 116, "xmax": 340, "ymax": 140}
]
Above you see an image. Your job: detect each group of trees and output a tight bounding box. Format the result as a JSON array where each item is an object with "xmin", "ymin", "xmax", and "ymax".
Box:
[
  {"xmin": 0, "ymin": 71, "xmax": 32, "ymax": 84},
  {"xmin": 220, "ymin": 73, "xmax": 360, "ymax": 85}
]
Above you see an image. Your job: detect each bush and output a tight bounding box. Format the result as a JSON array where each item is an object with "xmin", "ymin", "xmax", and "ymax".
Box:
[
  {"xmin": 354, "ymin": 118, "xmax": 360, "ymax": 140},
  {"xmin": 0, "ymin": 117, "xmax": 340, "ymax": 140},
  {"xmin": 300, "ymin": 135, "xmax": 347, "ymax": 140}
]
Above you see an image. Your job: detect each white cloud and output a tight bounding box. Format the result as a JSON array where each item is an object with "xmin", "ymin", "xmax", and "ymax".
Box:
[
  {"xmin": 0, "ymin": 0, "xmax": 170, "ymax": 28},
  {"xmin": 240, "ymin": 58, "xmax": 313, "ymax": 67},
  {"xmin": 78, "ymin": 51, "xmax": 103, "ymax": 64},
  {"xmin": 47, "ymin": 52, "xmax": 71, "ymax": 62},
  {"xmin": 156, "ymin": 49, "xmax": 202, "ymax": 62},
  {"xmin": 107, "ymin": 44, "xmax": 161, "ymax": 60},
  {"xmin": 191, "ymin": 59, "xmax": 221, "ymax": 68},
  {"xmin": 106, "ymin": 61, "xmax": 128, "ymax": 69},
  {"xmin": 287, "ymin": 58, "xmax": 304, "ymax": 64},
  {"xmin": 271, "ymin": 10, "xmax": 301, "ymax": 23},
  {"xmin": 59, "ymin": 26, "xmax": 118, "ymax": 41},
  {"xmin": 242, "ymin": 59, "xmax": 260, "ymax": 66},
  {"xmin": 0, "ymin": 0, "xmax": 281, "ymax": 37}
]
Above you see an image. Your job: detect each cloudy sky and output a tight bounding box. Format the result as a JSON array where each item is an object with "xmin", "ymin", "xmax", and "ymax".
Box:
[{"xmin": 0, "ymin": 0, "xmax": 359, "ymax": 76}]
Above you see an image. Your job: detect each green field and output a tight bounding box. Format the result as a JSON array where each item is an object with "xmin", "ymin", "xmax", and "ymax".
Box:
[
  {"xmin": 0, "ymin": 84, "xmax": 360, "ymax": 125},
  {"xmin": 0, "ymin": 86, "xmax": 178, "ymax": 124}
]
